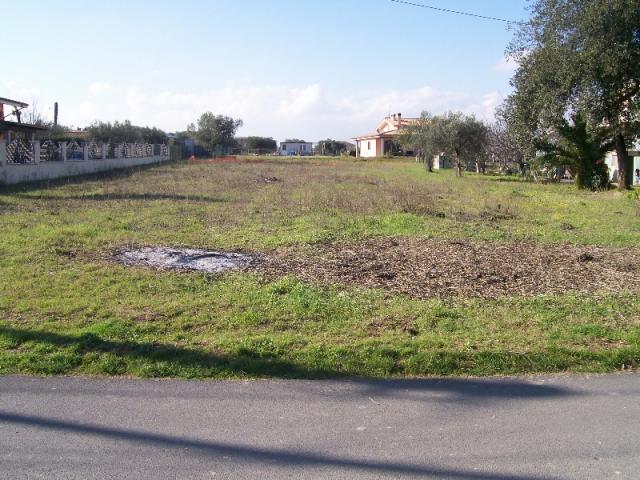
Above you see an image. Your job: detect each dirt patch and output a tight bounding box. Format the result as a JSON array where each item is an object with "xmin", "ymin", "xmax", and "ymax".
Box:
[
  {"xmin": 118, "ymin": 247, "xmax": 254, "ymax": 273},
  {"xmin": 256, "ymin": 175, "xmax": 280, "ymax": 184},
  {"xmin": 187, "ymin": 156, "xmax": 240, "ymax": 164},
  {"xmin": 253, "ymin": 238, "xmax": 640, "ymax": 298}
]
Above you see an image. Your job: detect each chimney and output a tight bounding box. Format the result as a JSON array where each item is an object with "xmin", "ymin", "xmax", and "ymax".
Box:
[
  {"xmin": 53, "ymin": 102, "xmax": 58, "ymax": 127},
  {"xmin": 397, "ymin": 113, "xmax": 402, "ymax": 127}
]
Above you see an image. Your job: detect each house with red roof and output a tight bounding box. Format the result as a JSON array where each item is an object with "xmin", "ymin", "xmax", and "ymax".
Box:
[{"xmin": 352, "ymin": 113, "xmax": 417, "ymax": 158}]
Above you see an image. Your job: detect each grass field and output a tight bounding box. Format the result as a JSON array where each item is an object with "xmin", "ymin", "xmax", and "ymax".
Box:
[{"xmin": 1, "ymin": 156, "xmax": 639, "ymax": 378}]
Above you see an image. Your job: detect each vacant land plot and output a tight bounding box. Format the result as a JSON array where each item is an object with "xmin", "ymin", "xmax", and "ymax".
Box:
[{"xmin": 1, "ymin": 157, "xmax": 639, "ymax": 378}]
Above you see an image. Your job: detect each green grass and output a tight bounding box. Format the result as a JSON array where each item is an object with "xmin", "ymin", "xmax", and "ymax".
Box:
[{"xmin": 1, "ymin": 157, "xmax": 639, "ymax": 378}]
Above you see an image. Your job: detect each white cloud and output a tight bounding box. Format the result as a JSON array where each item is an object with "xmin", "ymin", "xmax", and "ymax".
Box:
[
  {"xmin": 494, "ymin": 55, "xmax": 519, "ymax": 74},
  {"xmin": 1, "ymin": 81, "xmax": 42, "ymax": 103},
  {"xmin": 276, "ymin": 84, "xmax": 321, "ymax": 116},
  {"xmin": 87, "ymin": 82, "xmax": 114, "ymax": 94},
  {"xmin": 13, "ymin": 81, "xmax": 506, "ymax": 140}
]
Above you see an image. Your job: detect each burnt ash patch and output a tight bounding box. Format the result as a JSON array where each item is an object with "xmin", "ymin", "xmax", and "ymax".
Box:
[{"xmin": 118, "ymin": 247, "xmax": 254, "ymax": 273}]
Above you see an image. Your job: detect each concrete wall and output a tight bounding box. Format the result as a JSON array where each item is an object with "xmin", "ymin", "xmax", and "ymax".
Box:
[{"xmin": 0, "ymin": 141, "xmax": 170, "ymax": 185}]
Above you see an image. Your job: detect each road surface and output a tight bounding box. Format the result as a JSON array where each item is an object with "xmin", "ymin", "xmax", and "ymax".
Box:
[{"xmin": 1, "ymin": 374, "xmax": 638, "ymax": 479}]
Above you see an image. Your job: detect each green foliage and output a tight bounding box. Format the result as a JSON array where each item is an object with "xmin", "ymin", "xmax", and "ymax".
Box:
[
  {"xmin": 195, "ymin": 113, "xmax": 243, "ymax": 154},
  {"xmin": 506, "ymin": 0, "xmax": 640, "ymax": 188},
  {"xmin": 399, "ymin": 111, "xmax": 488, "ymax": 175},
  {"xmin": 315, "ymin": 139, "xmax": 353, "ymax": 156},
  {"xmin": 86, "ymin": 120, "xmax": 167, "ymax": 144},
  {"xmin": 1, "ymin": 159, "xmax": 639, "ymax": 378},
  {"xmin": 237, "ymin": 136, "xmax": 277, "ymax": 154},
  {"xmin": 535, "ymin": 112, "xmax": 614, "ymax": 190}
]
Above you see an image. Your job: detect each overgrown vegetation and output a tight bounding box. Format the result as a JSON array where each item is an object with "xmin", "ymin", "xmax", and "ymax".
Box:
[
  {"xmin": 535, "ymin": 113, "xmax": 613, "ymax": 190},
  {"xmin": 1, "ymin": 158, "xmax": 638, "ymax": 378},
  {"xmin": 504, "ymin": 0, "xmax": 640, "ymax": 189},
  {"xmin": 86, "ymin": 120, "xmax": 168, "ymax": 144}
]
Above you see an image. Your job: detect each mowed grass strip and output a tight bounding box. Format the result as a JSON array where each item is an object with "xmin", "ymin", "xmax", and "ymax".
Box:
[{"xmin": 0, "ymin": 158, "xmax": 639, "ymax": 378}]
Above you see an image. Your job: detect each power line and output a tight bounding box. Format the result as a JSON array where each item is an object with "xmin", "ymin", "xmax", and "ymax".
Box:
[{"xmin": 389, "ymin": 0, "xmax": 526, "ymax": 25}]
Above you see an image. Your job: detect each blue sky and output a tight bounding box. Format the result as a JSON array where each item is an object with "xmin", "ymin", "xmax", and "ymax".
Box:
[{"xmin": 3, "ymin": 0, "xmax": 529, "ymax": 141}]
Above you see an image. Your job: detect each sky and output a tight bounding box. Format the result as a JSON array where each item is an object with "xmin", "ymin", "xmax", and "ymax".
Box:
[{"xmin": 2, "ymin": 0, "xmax": 529, "ymax": 142}]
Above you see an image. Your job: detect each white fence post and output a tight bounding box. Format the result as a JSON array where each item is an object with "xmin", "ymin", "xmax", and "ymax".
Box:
[
  {"xmin": 33, "ymin": 140, "xmax": 41, "ymax": 164},
  {"xmin": 102, "ymin": 143, "xmax": 107, "ymax": 160},
  {"xmin": 0, "ymin": 140, "xmax": 6, "ymax": 166},
  {"xmin": 61, "ymin": 142, "xmax": 68, "ymax": 162},
  {"xmin": 83, "ymin": 144, "xmax": 89, "ymax": 161}
]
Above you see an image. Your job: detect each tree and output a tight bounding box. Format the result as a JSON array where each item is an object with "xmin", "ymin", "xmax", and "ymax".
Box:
[
  {"xmin": 535, "ymin": 112, "xmax": 613, "ymax": 189},
  {"xmin": 400, "ymin": 111, "xmax": 488, "ymax": 176},
  {"xmin": 140, "ymin": 126, "xmax": 168, "ymax": 144},
  {"xmin": 485, "ymin": 113, "xmax": 527, "ymax": 175},
  {"xmin": 195, "ymin": 113, "xmax": 243, "ymax": 154},
  {"xmin": 237, "ymin": 136, "xmax": 277, "ymax": 154},
  {"xmin": 398, "ymin": 113, "xmax": 437, "ymax": 171},
  {"xmin": 315, "ymin": 139, "xmax": 352, "ymax": 156},
  {"xmin": 86, "ymin": 120, "xmax": 166, "ymax": 144},
  {"xmin": 21, "ymin": 101, "xmax": 47, "ymax": 127},
  {"xmin": 507, "ymin": 0, "xmax": 640, "ymax": 188}
]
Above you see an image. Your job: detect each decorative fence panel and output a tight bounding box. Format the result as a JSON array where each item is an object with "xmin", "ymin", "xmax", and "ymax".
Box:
[
  {"xmin": 88, "ymin": 142, "xmax": 102, "ymax": 160},
  {"xmin": 40, "ymin": 140, "xmax": 62, "ymax": 162},
  {"xmin": 134, "ymin": 143, "xmax": 144, "ymax": 158},
  {"xmin": 2, "ymin": 140, "xmax": 168, "ymax": 165},
  {"xmin": 66, "ymin": 141, "xmax": 84, "ymax": 161},
  {"xmin": 6, "ymin": 139, "xmax": 35, "ymax": 164}
]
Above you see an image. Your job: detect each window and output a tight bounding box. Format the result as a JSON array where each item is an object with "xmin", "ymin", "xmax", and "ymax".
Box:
[
  {"xmin": 367, "ymin": 141, "xmax": 371, "ymax": 150},
  {"xmin": 301, "ymin": 144, "xmax": 306, "ymax": 151},
  {"xmin": 282, "ymin": 144, "xmax": 287, "ymax": 151}
]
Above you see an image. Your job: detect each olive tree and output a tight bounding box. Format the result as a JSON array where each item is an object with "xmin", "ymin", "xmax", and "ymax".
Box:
[
  {"xmin": 399, "ymin": 111, "xmax": 488, "ymax": 175},
  {"xmin": 506, "ymin": 0, "xmax": 640, "ymax": 188},
  {"xmin": 195, "ymin": 113, "xmax": 243, "ymax": 154},
  {"xmin": 398, "ymin": 112, "xmax": 437, "ymax": 171}
]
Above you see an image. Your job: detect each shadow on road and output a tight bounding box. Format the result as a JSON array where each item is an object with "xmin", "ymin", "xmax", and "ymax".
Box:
[
  {"xmin": 0, "ymin": 410, "xmax": 560, "ymax": 480},
  {"xmin": 344, "ymin": 376, "xmax": 575, "ymax": 404}
]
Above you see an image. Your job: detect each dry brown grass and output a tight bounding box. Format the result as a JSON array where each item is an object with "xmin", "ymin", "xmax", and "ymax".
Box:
[{"xmin": 255, "ymin": 237, "xmax": 640, "ymax": 298}]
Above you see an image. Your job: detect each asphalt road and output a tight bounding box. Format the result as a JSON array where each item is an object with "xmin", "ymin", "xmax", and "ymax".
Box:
[{"xmin": 0, "ymin": 374, "xmax": 638, "ymax": 479}]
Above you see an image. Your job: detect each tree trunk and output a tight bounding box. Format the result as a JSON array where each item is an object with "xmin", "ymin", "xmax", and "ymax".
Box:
[
  {"xmin": 476, "ymin": 158, "xmax": 486, "ymax": 175},
  {"xmin": 615, "ymin": 133, "xmax": 631, "ymax": 189},
  {"xmin": 517, "ymin": 155, "xmax": 526, "ymax": 176}
]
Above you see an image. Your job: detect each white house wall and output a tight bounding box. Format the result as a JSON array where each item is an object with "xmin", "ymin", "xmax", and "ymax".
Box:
[
  {"xmin": 280, "ymin": 142, "xmax": 312, "ymax": 155},
  {"xmin": 605, "ymin": 151, "xmax": 640, "ymax": 184},
  {"xmin": 358, "ymin": 139, "xmax": 378, "ymax": 158}
]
